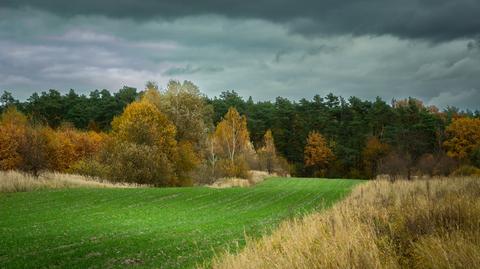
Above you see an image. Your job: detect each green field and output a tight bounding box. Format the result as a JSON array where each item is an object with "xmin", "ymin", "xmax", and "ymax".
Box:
[{"xmin": 0, "ymin": 178, "xmax": 360, "ymax": 268}]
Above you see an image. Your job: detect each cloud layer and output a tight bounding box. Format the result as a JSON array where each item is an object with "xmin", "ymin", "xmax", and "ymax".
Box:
[
  {"xmin": 2, "ymin": 0, "xmax": 480, "ymax": 41},
  {"xmin": 0, "ymin": 4, "xmax": 479, "ymax": 109}
]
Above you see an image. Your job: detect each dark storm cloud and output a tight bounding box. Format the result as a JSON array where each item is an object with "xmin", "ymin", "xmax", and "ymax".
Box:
[
  {"xmin": 2, "ymin": 0, "xmax": 480, "ymax": 41},
  {"xmin": 1, "ymin": 5, "xmax": 479, "ymax": 110}
]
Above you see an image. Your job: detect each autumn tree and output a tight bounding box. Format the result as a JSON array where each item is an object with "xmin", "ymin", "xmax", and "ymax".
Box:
[
  {"xmin": 362, "ymin": 136, "xmax": 390, "ymax": 178},
  {"xmin": 443, "ymin": 117, "xmax": 480, "ymax": 163},
  {"xmin": 258, "ymin": 130, "xmax": 277, "ymax": 173},
  {"xmin": 107, "ymin": 100, "xmax": 179, "ymax": 186},
  {"xmin": 205, "ymin": 133, "xmax": 219, "ymax": 180},
  {"xmin": 18, "ymin": 126, "xmax": 50, "ymax": 177},
  {"xmin": 111, "ymin": 101, "xmax": 177, "ymax": 150},
  {"xmin": 0, "ymin": 107, "xmax": 28, "ymax": 170},
  {"xmin": 214, "ymin": 107, "xmax": 249, "ymax": 162},
  {"xmin": 304, "ymin": 131, "xmax": 334, "ymax": 176},
  {"xmin": 142, "ymin": 80, "xmax": 213, "ymax": 150},
  {"xmin": 45, "ymin": 126, "xmax": 105, "ymax": 172},
  {"xmin": 175, "ymin": 141, "xmax": 200, "ymax": 186},
  {"xmin": 213, "ymin": 107, "xmax": 251, "ymax": 177}
]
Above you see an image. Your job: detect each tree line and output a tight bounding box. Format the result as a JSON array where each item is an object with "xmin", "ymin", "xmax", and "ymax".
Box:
[{"xmin": 1, "ymin": 81, "xmax": 479, "ymax": 184}]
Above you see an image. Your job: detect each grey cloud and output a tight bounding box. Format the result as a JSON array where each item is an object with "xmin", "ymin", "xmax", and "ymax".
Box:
[
  {"xmin": 428, "ymin": 89, "xmax": 480, "ymax": 110},
  {"xmin": 2, "ymin": 0, "xmax": 480, "ymax": 41},
  {"xmin": 0, "ymin": 9, "xmax": 479, "ymax": 110},
  {"xmin": 164, "ymin": 65, "xmax": 224, "ymax": 76}
]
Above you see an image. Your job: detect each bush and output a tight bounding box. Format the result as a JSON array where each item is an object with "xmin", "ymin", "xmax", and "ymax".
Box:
[
  {"xmin": 273, "ymin": 156, "xmax": 290, "ymax": 176},
  {"xmin": 175, "ymin": 141, "xmax": 199, "ymax": 186},
  {"xmin": 216, "ymin": 158, "xmax": 251, "ymax": 179},
  {"xmin": 103, "ymin": 141, "xmax": 177, "ymax": 186},
  {"xmin": 451, "ymin": 165, "xmax": 480, "ymax": 176},
  {"xmin": 378, "ymin": 152, "xmax": 409, "ymax": 180},
  {"xmin": 69, "ymin": 158, "xmax": 109, "ymax": 179},
  {"xmin": 417, "ymin": 153, "xmax": 457, "ymax": 177},
  {"xmin": 471, "ymin": 147, "xmax": 480, "ymax": 168}
]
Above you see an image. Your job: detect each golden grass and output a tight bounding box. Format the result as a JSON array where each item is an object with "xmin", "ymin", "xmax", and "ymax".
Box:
[
  {"xmin": 208, "ymin": 170, "xmax": 275, "ymax": 188},
  {"xmin": 211, "ymin": 177, "xmax": 480, "ymax": 269},
  {"xmin": 208, "ymin": 177, "xmax": 251, "ymax": 188},
  {"xmin": 0, "ymin": 170, "xmax": 142, "ymax": 192}
]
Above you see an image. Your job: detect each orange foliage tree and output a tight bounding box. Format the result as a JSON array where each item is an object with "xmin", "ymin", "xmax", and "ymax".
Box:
[
  {"xmin": 46, "ymin": 127, "xmax": 105, "ymax": 172},
  {"xmin": 304, "ymin": 131, "xmax": 334, "ymax": 176},
  {"xmin": 443, "ymin": 117, "xmax": 480, "ymax": 162},
  {"xmin": 0, "ymin": 107, "xmax": 28, "ymax": 170}
]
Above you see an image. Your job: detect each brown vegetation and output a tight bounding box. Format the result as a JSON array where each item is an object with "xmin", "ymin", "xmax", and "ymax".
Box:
[
  {"xmin": 207, "ymin": 170, "xmax": 275, "ymax": 188},
  {"xmin": 211, "ymin": 176, "xmax": 480, "ymax": 269},
  {"xmin": 0, "ymin": 170, "xmax": 140, "ymax": 193},
  {"xmin": 304, "ymin": 131, "xmax": 334, "ymax": 177}
]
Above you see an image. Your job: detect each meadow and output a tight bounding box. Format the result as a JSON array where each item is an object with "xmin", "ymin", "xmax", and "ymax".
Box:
[
  {"xmin": 213, "ymin": 177, "xmax": 480, "ymax": 269},
  {"xmin": 0, "ymin": 177, "xmax": 360, "ymax": 268}
]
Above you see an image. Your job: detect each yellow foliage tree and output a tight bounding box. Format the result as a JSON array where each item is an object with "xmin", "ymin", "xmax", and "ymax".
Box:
[
  {"xmin": 142, "ymin": 80, "xmax": 212, "ymax": 150},
  {"xmin": 111, "ymin": 101, "xmax": 177, "ymax": 151},
  {"xmin": 214, "ymin": 107, "xmax": 250, "ymax": 163},
  {"xmin": 444, "ymin": 117, "xmax": 480, "ymax": 161},
  {"xmin": 108, "ymin": 100, "xmax": 181, "ymax": 186},
  {"xmin": 213, "ymin": 107, "xmax": 251, "ymax": 178},
  {"xmin": 258, "ymin": 129, "xmax": 277, "ymax": 173},
  {"xmin": 175, "ymin": 141, "xmax": 200, "ymax": 186},
  {"xmin": 304, "ymin": 131, "xmax": 334, "ymax": 176}
]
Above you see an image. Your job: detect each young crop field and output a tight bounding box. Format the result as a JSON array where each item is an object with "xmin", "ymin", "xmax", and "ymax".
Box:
[{"xmin": 0, "ymin": 177, "xmax": 361, "ymax": 268}]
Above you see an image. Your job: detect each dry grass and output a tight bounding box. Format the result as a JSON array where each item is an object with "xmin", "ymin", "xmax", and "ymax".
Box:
[
  {"xmin": 208, "ymin": 170, "xmax": 276, "ymax": 188},
  {"xmin": 208, "ymin": 177, "xmax": 251, "ymax": 188},
  {"xmin": 211, "ymin": 177, "xmax": 480, "ymax": 269},
  {"xmin": 0, "ymin": 170, "xmax": 142, "ymax": 193}
]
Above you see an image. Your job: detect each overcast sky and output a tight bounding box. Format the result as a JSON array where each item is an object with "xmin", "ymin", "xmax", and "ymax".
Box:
[{"xmin": 1, "ymin": 1, "xmax": 479, "ymax": 109}]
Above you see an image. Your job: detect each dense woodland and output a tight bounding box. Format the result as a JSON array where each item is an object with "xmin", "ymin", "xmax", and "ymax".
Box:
[{"xmin": 1, "ymin": 80, "xmax": 480, "ymax": 185}]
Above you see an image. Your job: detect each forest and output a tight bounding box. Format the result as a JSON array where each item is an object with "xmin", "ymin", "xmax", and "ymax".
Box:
[{"xmin": 1, "ymin": 80, "xmax": 480, "ymax": 184}]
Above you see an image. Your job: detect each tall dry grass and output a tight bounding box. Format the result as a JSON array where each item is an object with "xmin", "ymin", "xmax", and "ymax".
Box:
[
  {"xmin": 0, "ymin": 170, "xmax": 142, "ymax": 193},
  {"xmin": 211, "ymin": 177, "xmax": 480, "ymax": 269},
  {"xmin": 208, "ymin": 170, "xmax": 274, "ymax": 188}
]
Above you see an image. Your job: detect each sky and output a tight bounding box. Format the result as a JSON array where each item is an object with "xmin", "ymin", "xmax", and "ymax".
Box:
[{"xmin": 1, "ymin": 0, "xmax": 479, "ymax": 109}]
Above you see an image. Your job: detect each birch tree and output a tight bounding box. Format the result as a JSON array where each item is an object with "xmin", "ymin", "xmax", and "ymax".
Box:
[{"xmin": 213, "ymin": 107, "xmax": 250, "ymax": 164}]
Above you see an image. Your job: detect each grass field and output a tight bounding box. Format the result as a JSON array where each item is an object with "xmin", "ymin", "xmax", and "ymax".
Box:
[
  {"xmin": 0, "ymin": 177, "xmax": 360, "ymax": 268},
  {"xmin": 212, "ymin": 177, "xmax": 480, "ymax": 269}
]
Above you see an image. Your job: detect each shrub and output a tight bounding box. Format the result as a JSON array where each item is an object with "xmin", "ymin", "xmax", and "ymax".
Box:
[
  {"xmin": 69, "ymin": 158, "xmax": 109, "ymax": 179},
  {"xmin": 216, "ymin": 158, "xmax": 251, "ymax": 179},
  {"xmin": 451, "ymin": 165, "xmax": 480, "ymax": 176},
  {"xmin": 378, "ymin": 152, "xmax": 409, "ymax": 180},
  {"xmin": 416, "ymin": 153, "xmax": 457, "ymax": 177},
  {"xmin": 17, "ymin": 127, "xmax": 51, "ymax": 177},
  {"xmin": 175, "ymin": 141, "xmax": 199, "ymax": 186},
  {"xmin": 102, "ymin": 141, "xmax": 177, "ymax": 186}
]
